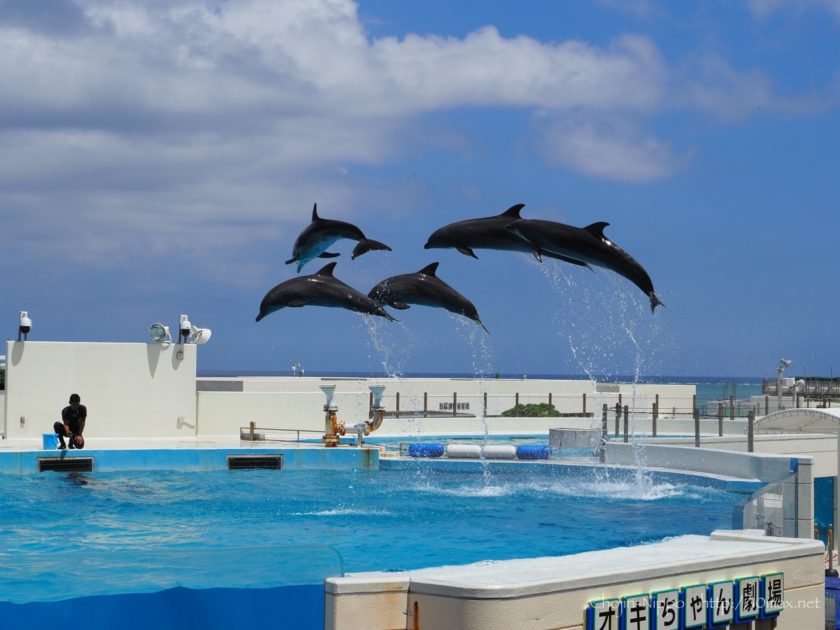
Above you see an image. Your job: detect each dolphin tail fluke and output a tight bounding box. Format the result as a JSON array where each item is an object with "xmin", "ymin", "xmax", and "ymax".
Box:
[
  {"xmin": 649, "ymin": 292, "xmax": 664, "ymax": 313},
  {"xmin": 351, "ymin": 239, "xmax": 392, "ymax": 260}
]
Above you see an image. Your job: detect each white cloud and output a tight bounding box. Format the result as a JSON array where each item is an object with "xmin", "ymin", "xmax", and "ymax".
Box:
[
  {"xmin": 540, "ymin": 115, "xmax": 689, "ymax": 182},
  {"xmin": 0, "ymin": 0, "xmax": 673, "ymax": 273}
]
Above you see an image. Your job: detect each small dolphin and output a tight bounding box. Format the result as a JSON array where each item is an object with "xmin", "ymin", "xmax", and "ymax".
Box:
[
  {"xmin": 285, "ymin": 203, "xmax": 391, "ymax": 272},
  {"xmin": 256, "ymin": 262, "xmax": 397, "ymax": 322},
  {"xmin": 368, "ymin": 262, "xmax": 489, "ymax": 333},
  {"xmin": 507, "ymin": 219, "xmax": 663, "ymax": 312},
  {"xmin": 423, "ymin": 204, "xmax": 589, "ymax": 268}
]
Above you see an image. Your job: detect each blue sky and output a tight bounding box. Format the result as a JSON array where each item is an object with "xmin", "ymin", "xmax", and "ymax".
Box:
[{"xmin": 2, "ymin": 0, "xmax": 838, "ymax": 379}]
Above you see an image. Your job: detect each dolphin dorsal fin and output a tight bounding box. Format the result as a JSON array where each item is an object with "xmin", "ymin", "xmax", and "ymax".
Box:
[
  {"xmin": 418, "ymin": 262, "xmax": 439, "ymax": 276},
  {"xmin": 311, "ymin": 203, "xmax": 320, "ymax": 221},
  {"xmin": 584, "ymin": 222, "xmax": 610, "ymax": 239},
  {"xmin": 315, "ymin": 262, "xmax": 337, "ymax": 276},
  {"xmin": 499, "ymin": 203, "xmax": 525, "ymax": 218}
]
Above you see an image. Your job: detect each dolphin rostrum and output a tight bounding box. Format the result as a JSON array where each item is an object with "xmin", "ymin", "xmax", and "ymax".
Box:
[
  {"xmin": 256, "ymin": 262, "xmax": 397, "ymax": 322},
  {"xmin": 507, "ymin": 219, "xmax": 663, "ymax": 312},
  {"xmin": 423, "ymin": 203, "xmax": 589, "ymax": 268},
  {"xmin": 368, "ymin": 262, "xmax": 489, "ymax": 333},
  {"xmin": 285, "ymin": 203, "xmax": 392, "ymax": 272}
]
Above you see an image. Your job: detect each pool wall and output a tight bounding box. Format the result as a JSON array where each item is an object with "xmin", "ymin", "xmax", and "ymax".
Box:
[
  {"xmin": 326, "ymin": 530, "xmax": 824, "ymax": 630},
  {"xmin": 607, "ymin": 442, "xmax": 814, "ymax": 538},
  {"xmin": 0, "ymin": 446, "xmax": 379, "ymax": 474}
]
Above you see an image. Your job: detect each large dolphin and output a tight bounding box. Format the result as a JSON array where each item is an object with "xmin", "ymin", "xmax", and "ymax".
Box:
[
  {"xmin": 256, "ymin": 262, "xmax": 397, "ymax": 322},
  {"xmin": 423, "ymin": 204, "xmax": 589, "ymax": 268},
  {"xmin": 285, "ymin": 203, "xmax": 392, "ymax": 272},
  {"xmin": 368, "ymin": 262, "xmax": 489, "ymax": 333},
  {"xmin": 507, "ymin": 219, "xmax": 663, "ymax": 312}
]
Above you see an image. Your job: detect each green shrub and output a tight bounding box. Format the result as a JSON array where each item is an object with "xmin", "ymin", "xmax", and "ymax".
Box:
[{"xmin": 501, "ymin": 402, "xmax": 560, "ymax": 417}]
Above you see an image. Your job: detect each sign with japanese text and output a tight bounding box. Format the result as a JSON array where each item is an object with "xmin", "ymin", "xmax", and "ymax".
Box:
[{"xmin": 584, "ymin": 573, "xmax": 784, "ymax": 630}]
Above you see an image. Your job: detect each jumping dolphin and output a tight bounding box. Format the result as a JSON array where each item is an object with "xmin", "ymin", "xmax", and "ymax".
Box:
[
  {"xmin": 285, "ymin": 203, "xmax": 392, "ymax": 272},
  {"xmin": 368, "ymin": 262, "xmax": 489, "ymax": 333},
  {"xmin": 423, "ymin": 204, "xmax": 589, "ymax": 268},
  {"xmin": 256, "ymin": 262, "xmax": 397, "ymax": 322},
  {"xmin": 507, "ymin": 219, "xmax": 663, "ymax": 313}
]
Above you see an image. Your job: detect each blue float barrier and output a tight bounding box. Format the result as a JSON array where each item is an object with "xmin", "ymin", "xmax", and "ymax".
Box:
[
  {"xmin": 515, "ymin": 444, "xmax": 551, "ymax": 460},
  {"xmin": 408, "ymin": 443, "xmax": 446, "ymax": 458}
]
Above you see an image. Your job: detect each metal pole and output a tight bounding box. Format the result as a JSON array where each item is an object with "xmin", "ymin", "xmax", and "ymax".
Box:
[
  {"xmin": 599, "ymin": 404, "xmax": 608, "ymax": 463},
  {"xmin": 396, "ymin": 392, "xmax": 400, "ymax": 418},
  {"xmin": 747, "ymin": 409, "xmax": 755, "ymax": 452},
  {"xmin": 483, "ymin": 392, "xmax": 488, "ymax": 417},
  {"xmin": 765, "ymin": 395, "xmax": 769, "ymax": 416},
  {"xmin": 548, "ymin": 392, "xmax": 552, "ymax": 408},
  {"xmin": 452, "ymin": 392, "xmax": 457, "ymax": 417},
  {"xmin": 583, "ymin": 393, "xmax": 587, "ymax": 416},
  {"xmin": 515, "ymin": 392, "xmax": 520, "ymax": 408},
  {"xmin": 249, "ymin": 421, "xmax": 255, "ymax": 441},
  {"xmin": 423, "ymin": 392, "xmax": 428, "ymax": 417},
  {"xmin": 718, "ymin": 402, "xmax": 724, "ymax": 437},
  {"xmin": 614, "ymin": 403, "xmax": 621, "ymax": 437},
  {"xmin": 729, "ymin": 395, "xmax": 735, "ymax": 420},
  {"xmin": 652, "ymin": 403, "xmax": 657, "ymax": 437},
  {"xmin": 695, "ymin": 410, "xmax": 701, "ymax": 446},
  {"xmin": 623, "ymin": 405, "xmax": 629, "ymax": 443}
]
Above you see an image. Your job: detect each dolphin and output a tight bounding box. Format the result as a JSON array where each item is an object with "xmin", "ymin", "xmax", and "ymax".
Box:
[
  {"xmin": 423, "ymin": 203, "xmax": 589, "ymax": 268},
  {"xmin": 507, "ymin": 219, "xmax": 663, "ymax": 312},
  {"xmin": 368, "ymin": 262, "xmax": 489, "ymax": 333},
  {"xmin": 256, "ymin": 262, "xmax": 397, "ymax": 322},
  {"xmin": 285, "ymin": 203, "xmax": 392, "ymax": 272}
]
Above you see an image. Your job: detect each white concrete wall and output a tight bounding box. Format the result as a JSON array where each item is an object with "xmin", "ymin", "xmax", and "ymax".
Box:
[
  {"xmin": 195, "ymin": 376, "xmax": 697, "ymax": 436},
  {"xmin": 3, "ymin": 341, "xmax": 197, "ymax": 438},
  {"xmin": 0, "ymin": 392, "xmax": 5, "ymax": 433},
  {"xmin": 642, "ymin": 433, "xmax": 838, "ymax": 478},
  {"xmin": 326, "ymin": 530, "xmax": 824, "ymax": 630}
]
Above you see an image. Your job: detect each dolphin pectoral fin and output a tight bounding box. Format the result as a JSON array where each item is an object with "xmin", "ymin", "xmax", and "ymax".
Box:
[
  {"xmin": 542, "ymin": 251, "xmax": 591, "ymax": 269},
  {"xmin": 391, "ymin": 302, "xmax": 411, "ymax": 310},
  {"xmin": 285, "ymin": 255, "xmax": 298, "ymax": 265},
  {"xmin": 318, "ymin": 252, "xmax": 341, "ymax": 259},
  {"xmin": 457, "ymin": 247, "xmax": 478, "ymax": 259},
  {"xmin": 532, "ymin": 250, "xmax": 543, "ymax": 263},
  {"xmin": 351, "ymin": 239, "xmax": 391, "ymax": 260}
]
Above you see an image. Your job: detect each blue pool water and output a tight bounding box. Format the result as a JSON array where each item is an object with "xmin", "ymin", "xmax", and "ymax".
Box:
[{"xmin": 0, "ymin": 463, "xmax": 750, "ymax": 628}]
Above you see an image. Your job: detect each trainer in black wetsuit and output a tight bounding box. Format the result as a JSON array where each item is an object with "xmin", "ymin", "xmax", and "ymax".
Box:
[{"xmin": 53, "ymin": 393, "xmax": 87, "ymax": 450}]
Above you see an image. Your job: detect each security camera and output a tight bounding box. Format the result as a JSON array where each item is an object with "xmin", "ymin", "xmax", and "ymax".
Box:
[
  {"xmin": 149, "ymin": 322, "xmax": 172, "ymax": 344},
  {"xmin": 179, "ymin": 314, "xmax": 192, "ymax": 344},
  {"xmin": 18, "ymin": 311, "xmax": 31, "ymax": 341}
]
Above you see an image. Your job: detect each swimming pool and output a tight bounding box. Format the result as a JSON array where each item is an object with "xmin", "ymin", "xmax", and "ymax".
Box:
[{"xmin": 0, "ymin": 461, "xmax": 753, "ymax": 629}]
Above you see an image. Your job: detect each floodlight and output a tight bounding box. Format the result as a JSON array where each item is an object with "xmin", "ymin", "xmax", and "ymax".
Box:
[
  {"xmin": 179, "ymin": 314, "xmax": 192, "ymax": 344},
  {"xmin": 188, "ymin": 326, "xmax": 212, "ymax": 345},
  {"xmin": 18, "ymin": 311, "xmax": 31, "ymax": 341},
  {"xmin": 149, "ymin": 323, "xmax": 172, "ymax": 344},
  {"xmin": 779, "ymin": 358, "xmax": 792, "ymax": 369}
]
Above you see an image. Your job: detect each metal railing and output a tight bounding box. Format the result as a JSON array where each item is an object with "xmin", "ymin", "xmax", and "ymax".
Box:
[{"xmin": 239, "ymin": 423, "xmax": 323, "ymax": 443}]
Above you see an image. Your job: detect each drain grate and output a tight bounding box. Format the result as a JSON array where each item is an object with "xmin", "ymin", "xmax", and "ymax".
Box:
[
  {"xmin": 227, "ymin": 455, "xmax": 283, "ymax": 470},
  {"xmin": 38, "ymin": 457, "xmax": 94, "ymax": 473}
]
